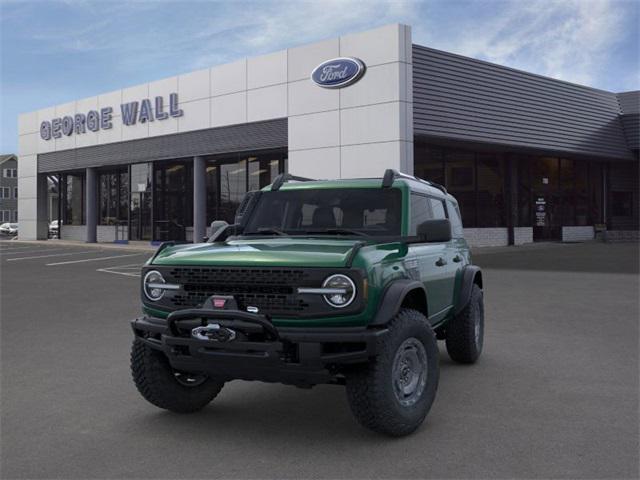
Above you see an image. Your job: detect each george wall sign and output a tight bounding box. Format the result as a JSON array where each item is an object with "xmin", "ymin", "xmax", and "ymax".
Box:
[
  {"xmin": 40, "ymin": 93, "xmax": 184, "ymax": 141},
  {"xmin": 311, "ymin": 57, "xmax": 366, "ymax": 89}
]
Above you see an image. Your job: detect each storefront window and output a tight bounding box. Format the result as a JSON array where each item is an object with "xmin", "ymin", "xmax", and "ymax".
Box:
[
  {"xmin": 206, "ymin": 149, "xmax": 285, "ymax": 225},
  {"xmin": 62, "ymin": 173, "xmax": 85, "ymax": 225},
  {"xmin": 154, "ymin": 161, "xmax": 192, "ymax": 241},
  {"xmin": 98, "ymin": 169, "xmax": 128, "ymax": 225},
  {"xmin": 477, "ymin": 154, "xmax": 505, "ymax": 227},
  {"xmin": 444, "ymin": 151, "xmax": 476, "ymax": 227}
]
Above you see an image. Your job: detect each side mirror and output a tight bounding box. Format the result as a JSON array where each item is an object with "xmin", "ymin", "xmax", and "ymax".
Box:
[{"xmin": 417, "ymin": 219, "xmax": 452, "ymax": 243}]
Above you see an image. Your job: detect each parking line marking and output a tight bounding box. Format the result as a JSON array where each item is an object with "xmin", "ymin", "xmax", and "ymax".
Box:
[
  {"xmin": 46, "ymin": 253, "xmax": 147, "ymax": 266},
  {"xmin": 0, "ymin": 247, "xmax": 48, "ymax": 253},
  {"xmin": 1, "ymin": 248, "xmax": 71, "ymax": 256},
  {"xmin": 7, "ymin": 250, "xmax": 100, "ymax": 261},
  {"xmin": 96, "ymin": 267, "xmax": 142, "ymax": 277}
]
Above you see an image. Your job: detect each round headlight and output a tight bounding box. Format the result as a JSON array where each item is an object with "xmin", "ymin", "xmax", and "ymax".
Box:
[
  {"xmin": 143, "ymin": 270, "xmax": 166, "ymax": 301},
  {"xmin": 322, "ymin": 274, "xmax": 356, "ymax": 308}
]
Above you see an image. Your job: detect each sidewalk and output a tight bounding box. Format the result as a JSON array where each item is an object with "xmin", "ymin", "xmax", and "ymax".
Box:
[{"xmin": 4, "ymin": 238, "xmax": 158, "ymax": 252}]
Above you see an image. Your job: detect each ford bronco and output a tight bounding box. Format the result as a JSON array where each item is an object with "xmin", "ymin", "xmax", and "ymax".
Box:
[{"xmin": 130, "ymin": 169, "xmax": 484, "ymax": 436}]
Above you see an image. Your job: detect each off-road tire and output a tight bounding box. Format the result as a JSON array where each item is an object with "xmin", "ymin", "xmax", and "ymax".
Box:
[
  {"xmin": 345, "ymin": 309, "xmax": 439, "ymax": 436},
  {"xmin": 131, "ymin": 339, "xmax": 224, "ymax": 413},
  {"xmin": 445, "ymin": 284, "xmax": 484, "ymax": 364}
]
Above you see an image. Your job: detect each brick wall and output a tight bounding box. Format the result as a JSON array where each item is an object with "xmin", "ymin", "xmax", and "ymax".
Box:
[
  {"xmin": 562, "ymin": 226, "xmax": 594, "ymax": 242},
  {"xmin": 604, "ymin": 230, "xmax": 640, "ymax": 242},
  {"xmin": 60, "ymin": 225, "xmax": 86, "ymax": 241},
  {"xmin": 514, "ymin": 227, "xmax": 533, "ymax": 245},
  {"xmin": 463, "ymin": 228, "xmax": 509, "ymax": 247}
]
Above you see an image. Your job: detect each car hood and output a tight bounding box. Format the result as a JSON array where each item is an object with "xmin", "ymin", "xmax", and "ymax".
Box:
[{"xmin": 151, "ymin": 237, "xmax": 364, "ymax": 268}]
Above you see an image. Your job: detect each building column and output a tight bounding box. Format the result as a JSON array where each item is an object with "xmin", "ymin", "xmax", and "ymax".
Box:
[
  {"xmin": 193, "ymin": 156, "xmax": 206, "ymax": 243},
  {"xmin": 85, "ymin": 167, "xmax": 97, "ymax": 243},
  {"xmin": 506, "ymin": 157, "xmax": 518, "ymax": 245}
]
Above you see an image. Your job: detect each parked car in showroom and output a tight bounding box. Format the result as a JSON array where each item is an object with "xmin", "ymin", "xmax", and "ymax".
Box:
[{"xmin": 0, "ymin": 223, "xmax": 18, "ymax": 236}]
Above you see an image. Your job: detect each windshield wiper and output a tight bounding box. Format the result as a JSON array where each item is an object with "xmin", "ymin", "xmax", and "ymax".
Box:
[
  {"xmin": 244, "ymin": 227, "xmax": 289, "ymax": 236},
  {"xmin": 305, "ymin": 228, "xmax": 368, "ymax": 237}
]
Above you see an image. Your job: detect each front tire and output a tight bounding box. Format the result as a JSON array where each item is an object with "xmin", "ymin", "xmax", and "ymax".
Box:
[
  {"xmin": 345, "ymin": 309, "xmax": 439, "ymax": 436},
  {"xmin": 131, "ymin": 339, "xmax": 224, "ymax": 413},
  {"xmin": 445, "ymin": 283, "xmax": 484, "ymax": 364}
]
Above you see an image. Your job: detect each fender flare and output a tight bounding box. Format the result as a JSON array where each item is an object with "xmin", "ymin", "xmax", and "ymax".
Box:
[
  {"xmin": 454, "ymin": 265, "xmax": 483, "ymax": 315},
  {"xmin": 370, "ymin": 279, "xmax": 428, "ymax": 326}
]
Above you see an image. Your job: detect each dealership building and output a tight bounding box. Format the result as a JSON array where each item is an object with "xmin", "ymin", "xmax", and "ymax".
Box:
[{"xmin": 17, "ymin": 24, "xmax": 639, "ymax": 246}]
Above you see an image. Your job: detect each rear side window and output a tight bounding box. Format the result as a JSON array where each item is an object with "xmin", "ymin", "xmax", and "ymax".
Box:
[
  {"xmin": 429, "ymin": 198, "xmax": 447, "ymax": 219},
  {"xmin": 447, "ymin": 200, "xmax": 464, "ymax": 238},
  {"xmin": 410, "ymin": 193, "xmax": 433, "ymax": 234}
]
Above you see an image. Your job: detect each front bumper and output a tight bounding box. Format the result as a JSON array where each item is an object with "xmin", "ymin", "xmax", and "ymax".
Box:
[{"xmin": 131, "ymin": 309, "xmax": 387, "ymax": 386}]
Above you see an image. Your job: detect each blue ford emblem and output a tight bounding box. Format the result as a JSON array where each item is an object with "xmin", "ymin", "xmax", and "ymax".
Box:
[{"xmin": 311, "ymin": 57, "xmax": 366, "ymax": 89}]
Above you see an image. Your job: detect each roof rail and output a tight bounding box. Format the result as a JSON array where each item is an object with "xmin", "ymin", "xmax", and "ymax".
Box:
[
  {"xmin": 271, "ymin": 173, "xmax": 315, "ymax": 191},
  {"xmin": 381, "ymin": 168, "xmax": 448, "ymax": 194}
]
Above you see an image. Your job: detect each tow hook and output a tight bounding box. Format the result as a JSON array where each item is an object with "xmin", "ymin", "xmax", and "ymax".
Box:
[{"xmin": 191, "ymin": 323, "xmax": 237, "ymax": 342}]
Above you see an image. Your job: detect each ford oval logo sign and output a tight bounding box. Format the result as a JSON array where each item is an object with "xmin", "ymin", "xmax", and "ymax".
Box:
[{"xmin": 311, "ymin": 57, "xmax": 366, "ymax": 89}]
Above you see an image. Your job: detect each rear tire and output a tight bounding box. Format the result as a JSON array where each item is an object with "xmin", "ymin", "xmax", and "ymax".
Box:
[
  {"xmin": 445, "ymin": 284, "xmax": 484, "ymax": 364},
  {"xmin": 345, "ymin": 308, "xmax": 439, "ymax": 436},
  {"xmin": 131, "ymin": 339, "xmax": 224, "ymax": 413}
]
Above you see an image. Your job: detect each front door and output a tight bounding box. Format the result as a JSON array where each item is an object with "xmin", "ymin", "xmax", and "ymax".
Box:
[
  {"xmin": 130, "ymin": 192, "xmax": 152, "ymax": 241},
  {"xmin": 532, "ymin": 157, "xmax": 561, "ymax": 241}
]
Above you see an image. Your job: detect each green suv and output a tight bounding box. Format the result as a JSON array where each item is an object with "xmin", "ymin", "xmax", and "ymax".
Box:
[{"xmin": 130, "ymin": 170, "xmax": 484, "ymax": 436}]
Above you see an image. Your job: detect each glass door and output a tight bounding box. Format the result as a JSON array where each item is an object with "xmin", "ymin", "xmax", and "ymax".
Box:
[
  {"xmin": 532, "ymin": 157, "xmax": 561, "ymax": 241},
  {"xmin": 129, "ymin": 163, "xmax": 152, "ymax": 241},
  {"xmin": 130, "ymin": 192, "xmax": 152, "ymax": 241}
]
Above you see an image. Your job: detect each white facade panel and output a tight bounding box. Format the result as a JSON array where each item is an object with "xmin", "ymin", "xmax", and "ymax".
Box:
[
  {"xmin": 149, "ymin": 76, "xmax": 178, "ymax": 100},
  {"xmin": 17, "ymin": 154, "xmax": 37, "ymax": 178},
  {"xmin": 121, "ymin": 117, "xmax": 149, "ymax": 141},
  {"xmin": 341, "ymin": 102, "xmax": 402, "ymax": 146},
  {"xmin": 340, "ymin": 24, "xmax": 404, "ymax": 67},
  {"xmin": 18, "ymin": 132, "xmax": 38, "ymax": 156},
  {"xmin": 211, "ymin": 59, "xmax": 246, "ymax": 96},
  {"xmin": 247, "ymin": 50, "xmax": 287, "ymax": 89},
  {"xmin": 75, "ymin": 129, "xmax": 99, "ymax": 148},
  {"xmin": 177, "ymin": 98, "xmax": 210, "ymax": 132},
  {"xmin": 97, "ymin": 119, "xmax": 123, "ymax": 144},
  {"xmin": 76, "ymin": 95, "xmax": 99, "ymax": 113},
  {"xmin": 288, "ymin": 147, "xmax": 341, "ymax": 179},
  {"xmin": 18, "ymin": 111, "xmax": 38, "ymax": 135},
  {"xmin": 289, "ymin": 110, "xmax": 340, "ymax": 151},
  {"xmin": 178, "ymin": 68, "xmax": 210, "ymax": 103},
  {"xmin": 288, "ymin": 38, "xmax": 340, "ymax": 82},
  {"xmin": 339, "ymin": 62, "xmax": 402, "ymax": 109},
  {"xmin": 247, "ymin": 84, "xmax": 287, "ymax": 122},
  {"xmin": 98, "ymin": 89, "xmax": 122, "ymax": 110},
  {"xmin": 340, "ymin": 141, "xmax": 405, "ymax": 178},
  {"xmin": 288, "ymin": 79, "xmax": 339, "ymax": 116},
  {"xmin": 149, "ymin": 112, "xmax": 180, "ymax": 137},
  {"xmin": 122, "ymin": 83, "xmax": 149, "ymax": 104},
  {"xmin": 211, "ymin": 91, "xmax": 247, "ymax": 127}
]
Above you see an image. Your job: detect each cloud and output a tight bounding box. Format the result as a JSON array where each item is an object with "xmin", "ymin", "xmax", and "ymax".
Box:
[{"xmin": 414, "ymin": 0, "xmax": 637, "ymax": 89}]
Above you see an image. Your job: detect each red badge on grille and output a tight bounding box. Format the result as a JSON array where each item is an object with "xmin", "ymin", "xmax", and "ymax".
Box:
[{"xmin": 213, "ymin": 298, "xmax": 226, "ymax": 308}]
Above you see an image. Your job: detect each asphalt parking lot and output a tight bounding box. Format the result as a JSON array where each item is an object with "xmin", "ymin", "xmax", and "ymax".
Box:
[{"xmin": 1, "ymin": 240, "xmax": 638, "ymax": 479}]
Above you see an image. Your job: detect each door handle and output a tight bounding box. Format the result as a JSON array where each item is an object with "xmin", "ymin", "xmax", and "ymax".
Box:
[
  {"xmin": 453, "ymin": 255, "xmax": 462, "ymax": 263},
  {"xmin": 435, "ymin": 257, "xmax": 447, "ymax": 267}
]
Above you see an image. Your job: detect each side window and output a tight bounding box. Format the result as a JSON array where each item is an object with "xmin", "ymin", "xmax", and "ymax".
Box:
[
  {"xmin": 410, "ymin": 193, "xmax": 433, "ymax": 234},
  {"xmin": 429, "ymin": 198, "xmax": 447, "ymax": 219},
  {"xmin": 447, "ymin": 200, "xmax": 464, "ymax": 238}
]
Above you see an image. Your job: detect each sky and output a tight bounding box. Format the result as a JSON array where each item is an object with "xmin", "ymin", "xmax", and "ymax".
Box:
[{"xmin": 1, "ymin": 0, "xmax": 638, "ymax": 153}]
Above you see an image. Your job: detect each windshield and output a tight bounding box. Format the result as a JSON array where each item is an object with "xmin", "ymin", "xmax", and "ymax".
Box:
[{"xmin": 243, "ymin": 188, "xmax": 402, "ymax": 237}]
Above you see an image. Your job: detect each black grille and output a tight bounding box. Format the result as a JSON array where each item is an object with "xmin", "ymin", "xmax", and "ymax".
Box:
[{"xmin": 165, "ymin": 267, "xmax": 315, "ymax": 315}]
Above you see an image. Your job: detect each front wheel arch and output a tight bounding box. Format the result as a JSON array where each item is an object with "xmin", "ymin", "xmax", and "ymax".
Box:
[{"xmin": 370, "ymin": 280, "xmax": 428, "ymax": 326}]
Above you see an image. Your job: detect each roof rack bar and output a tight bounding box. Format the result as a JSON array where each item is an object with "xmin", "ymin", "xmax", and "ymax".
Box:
[
  {"xmin": 381, "ymin": 168, "xmax": 448, "ymax": 194},
  {"xmin": 271, "ymin": 173, "xmax": 315, "ymax": 191}
]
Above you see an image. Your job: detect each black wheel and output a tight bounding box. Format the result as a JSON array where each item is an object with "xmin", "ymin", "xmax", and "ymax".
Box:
[
  {"xmin": 445, "ymin": 283, "xmax": 484, "ymax": 364},
  {"xmin": 131, "ymin": 339, "xmax": 224, "ymax": 413},
  {"xmin": 345, "ymin": 308, "xmax": 439, "ymax": 436}
]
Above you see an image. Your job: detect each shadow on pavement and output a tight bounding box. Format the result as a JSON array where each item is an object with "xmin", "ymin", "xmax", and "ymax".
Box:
[{"xmin": 473, "ymin": 242, "xmax": 639, "ymax": 274}]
